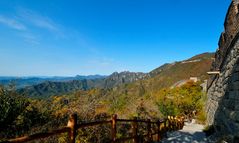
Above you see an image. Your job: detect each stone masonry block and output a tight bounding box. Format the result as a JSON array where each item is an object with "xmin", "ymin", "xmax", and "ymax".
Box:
[
  {"xmin": 235, "ymin": 65, "xmax": 239, "ymax": 72},
  {"xmin": 232, "ymin": 72, "xmax": 239, "ymax": 82},
  {"xmin": 224, "ymin": 99, "xmax": 235, "ymax": 110},
  {"xmin": 228, "ymin": 90, "xmax": 239, "ymax": 99},
  {"xmin": 235, "ymin": 102, "xmax": 239, "ymax": 111},
  {"xmin": 232, "ymin": 111, "xmax": 239, "ymax": 123},
  {"xmin": 229, "ymin": 91, "xmax": 236, "ymax": 99},
  {"xmin": 233, "ymin": 81, "xmax": 239, "ymax": 90}
]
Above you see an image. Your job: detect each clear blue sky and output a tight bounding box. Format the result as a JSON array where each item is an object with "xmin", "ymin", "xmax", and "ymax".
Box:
[{"xmin": 0, "ymin": 0, "xmax": 231, "ymax": 76}]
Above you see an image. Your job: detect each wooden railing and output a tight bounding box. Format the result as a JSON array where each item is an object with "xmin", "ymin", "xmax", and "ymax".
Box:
[{"xmin": 1, "ymin": 114, "xmax": 184, "ymax": 143}]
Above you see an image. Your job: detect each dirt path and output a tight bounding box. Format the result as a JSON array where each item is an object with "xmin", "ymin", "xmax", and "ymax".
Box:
[{"xmin": 160, "ymin": 122, "xmax": 208, "ymax": 143}]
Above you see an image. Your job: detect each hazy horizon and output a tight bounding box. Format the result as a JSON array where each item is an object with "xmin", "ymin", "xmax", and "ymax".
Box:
[{"xmin": 0, "ymin": 51, "xmax": 214, "ymax": 77}]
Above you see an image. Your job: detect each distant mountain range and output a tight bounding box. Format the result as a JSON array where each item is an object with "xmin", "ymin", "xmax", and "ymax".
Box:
[
  {"xmin": 0, "ymin": 75, "xmax": 107, "ymax": 89},
  {"xmin": 16, "ymin": 71, "xmax": 147, "ymax": 98},
  {"xmin": 1, "ymin": 52, "xmax": 214, "ymax": 98}
]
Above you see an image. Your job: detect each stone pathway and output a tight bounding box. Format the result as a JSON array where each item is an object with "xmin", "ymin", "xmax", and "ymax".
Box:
[{"xmin": 160, "ymin": 122, "xmax": 208, "ymax": 143}]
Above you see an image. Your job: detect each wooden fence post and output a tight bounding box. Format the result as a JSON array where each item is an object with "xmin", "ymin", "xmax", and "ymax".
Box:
[
  {"xmin": 182, "ymin": 117, "xmax": 185, "ymax": 129},
  {"xmin": 164, "ymin": 119, "xmax": 167, "ymax": 132},
  {"xmin": 111, "ymin": 114, "xmax": 117, "ymax": 142},
  {"xmin": 67, "ymin": 114, "xmax": 77, "ymax": 143},
  {"xmin": 168, "ymin": 117, "xmax": 172, "ymax": 131},
  {"xmin": 172, "ymin": 117, "xmax": 175, "ymax": 130},
  {"xmin": 157, "ymin": 120, "xmax": 161, "ymax": 142},
  {"xmin": 174, "ymin": 117, "xmax": 177, "ymax": 130},
  {"xmin": 147, "ymin": 119, "xmax": 152, "ymax": 142},
  {"xmin": 132, "ymin": 117, "xmax": 138, "ymax": 143},
  {"xmin": 176, "ymin": 118, "xmax": 179, "ymax": 130},
  {"xmin": 163, "ymin": 119, "xmax": 167, "ymax": 138}
]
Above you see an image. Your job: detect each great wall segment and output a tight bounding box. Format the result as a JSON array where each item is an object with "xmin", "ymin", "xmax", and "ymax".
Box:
[{"xmin": 206, "ymin": 0, "xmax": 239, "ymax": 142}]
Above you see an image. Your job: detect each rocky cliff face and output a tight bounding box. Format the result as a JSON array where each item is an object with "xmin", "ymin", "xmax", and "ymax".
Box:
[
  {"xmin": 102, "ymin": 71, "xmax": 147, "ymax": 88},
  {"xmin": 206, "ymin": 0, "xmax": 239, "ymax": 141}
]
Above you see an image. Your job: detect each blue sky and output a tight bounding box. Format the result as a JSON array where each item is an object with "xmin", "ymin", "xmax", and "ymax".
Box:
[{"xmin": 0, "ymin": 0, "xmax": 231, "ymax": 76}]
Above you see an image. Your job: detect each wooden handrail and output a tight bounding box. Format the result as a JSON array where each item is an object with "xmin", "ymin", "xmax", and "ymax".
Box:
[
  {"xmin": 115, "ymin": 135, "xmax": 138, "ymax": 142},
  {"xmin": 76, "ymin": 120, "xmax": 111, "ymax": 129},
  {"xmin": 1, "ymin": 114, "xmax": 184, "ymax": 143},
  {"xmin": 2, "ymin": 127, "xmax": 70, "ymax": 143},
  {"xmin": 116, "ymin": 118, "xmax": 164, "ymax": 124}
]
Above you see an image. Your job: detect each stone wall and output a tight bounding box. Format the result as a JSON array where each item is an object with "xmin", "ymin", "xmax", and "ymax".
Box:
[{"xmin": 206, "ymin": 0, "xmax": 239, "ymax": 141}]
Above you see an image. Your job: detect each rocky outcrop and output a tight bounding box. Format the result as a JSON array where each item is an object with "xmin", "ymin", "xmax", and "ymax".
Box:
[
  {"xmin": 103, "ymin": 71, "xmax": 147, "ymax": 88},
  {"xmin": 206, "ymin": 0, "xmax": 239, "ymax": 141}
]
